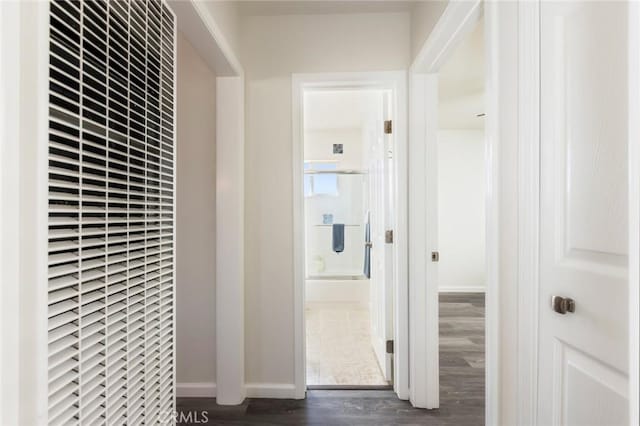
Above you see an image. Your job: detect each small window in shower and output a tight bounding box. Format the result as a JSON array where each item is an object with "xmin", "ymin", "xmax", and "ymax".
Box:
[{"xmin": 304, "ymin": 162, "xmax": 339, "ymax": 197}]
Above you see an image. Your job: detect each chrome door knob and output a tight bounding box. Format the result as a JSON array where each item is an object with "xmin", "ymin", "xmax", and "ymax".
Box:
[{"xmin": 551, "ymin": 295, "xmax": 575, "ymax": 315}]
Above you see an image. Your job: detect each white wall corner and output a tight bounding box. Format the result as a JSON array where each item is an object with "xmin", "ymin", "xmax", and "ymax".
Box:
[
  {"xmin": 629, "ymin": 2, "xmax": 640, "ymax": 425},
  {"xmin": 215, "ymin": 76, "xmax": 246, "ymax": 405},
  {"xmin": 177, "ymin": 383, "xmax": 217, "ymax": 398}
]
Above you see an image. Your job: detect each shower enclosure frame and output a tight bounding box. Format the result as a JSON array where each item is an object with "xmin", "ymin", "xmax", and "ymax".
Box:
[
  {"xmin": 291, "ymin": 71, "xmax": 408, "ymax": 400},
  {"xmin": 304, "ymin": 168, "xmax": 369, "ymax": 281}
]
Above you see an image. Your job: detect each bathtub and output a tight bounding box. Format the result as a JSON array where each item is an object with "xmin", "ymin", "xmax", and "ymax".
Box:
[{"xmin": 305, "ymin": 275, "xmax": 369, "ymax": 305}]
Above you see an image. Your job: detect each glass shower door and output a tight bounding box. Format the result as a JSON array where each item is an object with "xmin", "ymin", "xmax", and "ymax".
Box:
[{"xmin": 304, "ymin": 170, "xmax": 369, "ymax": 279}]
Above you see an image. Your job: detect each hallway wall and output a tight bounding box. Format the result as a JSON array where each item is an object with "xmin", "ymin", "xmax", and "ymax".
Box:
[
  {"xmin": 176, "ymin": 32, "xmax": 217, "ymax": 389},
  {"xmin": 437, "ymin": 130, "xmax": 486, "ymax": 292},
  {"xmin": 240, "ymin": 11, "xmax": 410, "ymax": 389}
]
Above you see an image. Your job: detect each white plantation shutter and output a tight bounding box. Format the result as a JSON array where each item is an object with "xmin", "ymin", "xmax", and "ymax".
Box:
[{"xmin": 47, "ymin": 1, "xmax": 175, "ymax": 424}]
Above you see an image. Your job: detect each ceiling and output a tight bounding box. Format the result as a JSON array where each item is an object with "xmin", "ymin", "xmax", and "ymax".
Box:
[
  {"xmin": 236, "ymin": 1, "xmax": 415, "ymax": 16},
  {"xmin": 438, "ymin": 17, "xmax": 485, "ymax": 130}
]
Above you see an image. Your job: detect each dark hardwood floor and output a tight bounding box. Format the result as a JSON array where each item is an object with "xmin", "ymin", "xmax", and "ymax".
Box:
[
  {"xmin": 176, "ymin": 293, "xmax": 485, "ymax": 425},
  {"xmin": 438, "ymin": 292, "xmax": 485, "ymax": 421}
]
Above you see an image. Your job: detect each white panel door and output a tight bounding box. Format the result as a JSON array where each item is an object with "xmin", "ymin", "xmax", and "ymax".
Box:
[
  {"xmin": 382, "ymin": 91, "xmax": 395, "ymax": 383},
  {"xmin": 538, "ymin": 2, "xmax": 629, "ymax": 425},
  {"xmin": 366, "ymin": 90, "xmax": 392, "ymax": 381}
]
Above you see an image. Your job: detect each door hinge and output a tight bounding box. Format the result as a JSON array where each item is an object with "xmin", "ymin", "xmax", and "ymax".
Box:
[
  {"xmin": 431, "ymin": 251, "xmax": 439, "ymax": 262},
  {"xmin": 384, "ymin": 120, "xmax": 393, "ymax": 134},
  {"xmin": 385, "ymin": 229, "xmax": 394, "ymax": 244},
  {"xmin": 386, "ymin": 340, "xmax": 394, "ymax": 354}
]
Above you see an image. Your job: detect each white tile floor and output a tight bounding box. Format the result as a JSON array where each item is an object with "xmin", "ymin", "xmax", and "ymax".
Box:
[{"xmin": 305, "ymin": 302, "xmax": 388, "ymax": 386}]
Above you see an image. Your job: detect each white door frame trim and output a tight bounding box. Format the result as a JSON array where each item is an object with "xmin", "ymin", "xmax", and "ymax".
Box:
[
  {"xmin": 291, "ymin": 71, "xmax": 408, "ymax": 400},
  {"xmin": 516, "ymin": 2, "xmax": 540, "ymax": 425},
  {"xmin": 407, "ymin": 71, "xmax": 439, "ymax": 409},
  {"xmin": 0, "ymin": 1, "xmax": 50, "ymax": 423},
  {"xmin": 0, "ymin": 2, "xmax": 22, "ymax": 420}
]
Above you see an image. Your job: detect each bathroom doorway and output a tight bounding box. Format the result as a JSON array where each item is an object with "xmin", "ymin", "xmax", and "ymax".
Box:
[
  {"xmin": 302, "ymin": 88, "xmax": 392, "ymax": 388},
  {"xmin": 290, "ymin": 70, "xmax": 409, "ymax": 394},
  {"xmin": 292, "ymin": 72, "xmax": 408, "ymax": 397}
]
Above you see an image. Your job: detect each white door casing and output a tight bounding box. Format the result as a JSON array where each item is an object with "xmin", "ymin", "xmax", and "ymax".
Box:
[{"xmin": 538, "ymin": 2, "xmax": 629, "ymax": 425}]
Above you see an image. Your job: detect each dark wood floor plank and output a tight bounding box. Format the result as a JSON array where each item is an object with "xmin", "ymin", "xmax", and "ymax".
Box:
[{"xmin": 177, "ymin": 292, "xmax": 485, "ymax": 425}]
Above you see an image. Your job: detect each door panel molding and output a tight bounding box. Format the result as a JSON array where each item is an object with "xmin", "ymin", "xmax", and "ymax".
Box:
[
  {"xmin": 552, "ymin": 340, "xmax": 628, "ymax": 426},
  {"xmin": 548, "ymin": 3, "xmax": 628, "ymax": 264}
]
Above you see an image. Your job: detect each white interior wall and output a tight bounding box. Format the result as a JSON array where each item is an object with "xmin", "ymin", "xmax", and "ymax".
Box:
[
  {"xmin": 436, "ymin": 13, "xmax": 485, "ymax": 293},
  {"xmin": 176, "ymin": 32, "xmax": 217, "ymax": 389},
  {"xmin": 304, "ymin": 128, "xmax": 363, "ymax": 169},
  {"xmin": 437, "ymin": 130, "xmax": 485, "ymax": 292},
  {"xmin": 240, "ymin": 11, "xmax": 409, "ymax": 390}
]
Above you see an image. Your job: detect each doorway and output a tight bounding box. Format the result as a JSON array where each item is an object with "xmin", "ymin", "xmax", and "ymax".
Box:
[
  {"xmin": 292, "ymin": 72, "xmax": 408, "ymax": 398},
  {"xmin": 302, "ymin": 89, "xmax": 392, "ymax": 387},
  {"xmin": 407, "ymin": 0, "xmax": 492, "ymax": 412},
  {"xmin": 436, "ymin": 17, "xmax": 486, "ymax": 412}
]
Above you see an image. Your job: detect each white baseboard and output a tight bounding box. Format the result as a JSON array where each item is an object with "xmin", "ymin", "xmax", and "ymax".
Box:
[
  {"xmin": 438, "ymin": 286, "xmax": 485, "ymax": 293},
  {"xmin": 177, "ymin": 382, "xmax": 299, "ymax": 399},
  {"xmin": 245, "ymin": 383, "xmax": 298, "ymax": 399},
  {"xmin": 177, "ymin": 382, "xmax": 217, "ymax": 398}
]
